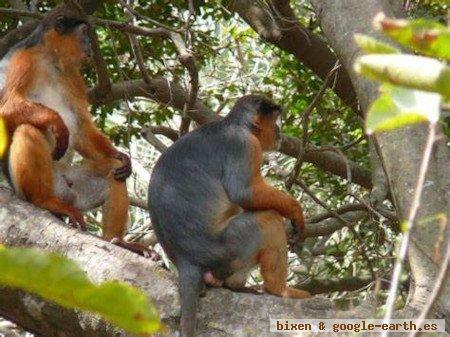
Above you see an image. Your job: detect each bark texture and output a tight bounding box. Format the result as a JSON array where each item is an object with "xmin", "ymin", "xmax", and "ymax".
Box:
[
  {"xmin": 310, "ymin": 0, "xmax": 450, "ymax": 322},
  {"xmin": 0, "ymin": 187, "xmax": 343, "ymax": 337}
]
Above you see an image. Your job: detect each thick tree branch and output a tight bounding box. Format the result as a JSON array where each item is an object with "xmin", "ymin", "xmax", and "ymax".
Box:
[
  {"xmin": 0, "ymin": 5, "xmax": 372, "ymax": 189},
  {"xmin": 88, "ymin": 78, "xmax": 215, "ymax": 125},
  {"xmin": 88, "ymin": 77, "xmax": 372, "ymax": 188},
  {"xmin": 0, "ymin": 187, "xmax": 345, "ymax": 337},
  {"xmin": 281, "ymin": 136, "xmax": 372, "ymax": 189},
  {"xmin": 230, "ymin": 0, "xmax": 358, "ymax": 111}
]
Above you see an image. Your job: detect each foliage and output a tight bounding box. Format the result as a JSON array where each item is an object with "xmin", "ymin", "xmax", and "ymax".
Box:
[
  {"xmin": 0, "ymin": 0, "xmax": 386, "ymax": 306},
  {"xmin": 355, "ymin": 13, "xmax": 448, "ymax": 133},
  {"xmin": 0, "ymin": 246, "xmax": 161, "ymax": 335},
  {"xmin": 0, "ymin": 0, "xmax": 445, "ymax": 322}
]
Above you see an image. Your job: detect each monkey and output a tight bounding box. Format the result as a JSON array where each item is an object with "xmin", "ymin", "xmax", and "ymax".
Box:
[
  {"xmin": 148, "ymin": 95, "xmax": 311, "ymax": 337},
  {"xmin": 0, "ymin": 7, "xmax": 150, "ymax": 256}
]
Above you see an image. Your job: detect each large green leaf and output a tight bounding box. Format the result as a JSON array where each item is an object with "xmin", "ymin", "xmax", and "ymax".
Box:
[
  {"xmin": 375, "ymin": 14, "xmax": 450, "ymax": 60},
  {"xmin": 354, "ymin": 54, "xmax": 450, "ymax": 97},
  {"xmin": 366, "ymin": 84, "xmax": 441, "ymax": 134},
  {"xmin": 354, "ymin": 34, "xmax": 400, "ymax": 54},
  {"xmin": 0, "ymin": 247, "xmax": 161, "ymax": 335}
]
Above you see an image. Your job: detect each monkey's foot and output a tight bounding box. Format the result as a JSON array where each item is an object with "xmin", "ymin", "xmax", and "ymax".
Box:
[
  {"xmin": 110, "ymin": 238, "xmax": 160, "ymax": 260},
  {"xmin": 203, "ymin": 271, "xmax": 223, "ymax": 287}
]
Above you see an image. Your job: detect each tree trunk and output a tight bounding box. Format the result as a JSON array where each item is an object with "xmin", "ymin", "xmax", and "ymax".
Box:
[{"xmin": 310, "ymin": 0, "xmax": 450, "ymax": 322}]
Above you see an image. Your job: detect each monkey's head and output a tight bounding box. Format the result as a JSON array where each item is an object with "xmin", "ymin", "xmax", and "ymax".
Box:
[
  {"xmin": 40, "ymin": 7, "xmax": 92, "ymax": 65},
  {"xmin": 227, "ymin": 95, "xmax": 282, "ymax": 151}
]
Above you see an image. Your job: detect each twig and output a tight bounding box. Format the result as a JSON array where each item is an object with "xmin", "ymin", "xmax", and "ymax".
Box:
[
  {"xmin": 308, "ymin": 135, "xmax": 366, "ymax": 153},
  {"xmin": 0, "ymin": 7, "xmax": 171, "ymax": 38},
  {"xmin": 285, "ymin": 61, "xmax": 341, "ymax": 189},
  {"xmin": 149, "ymin": 125, "xmax": 179, "ymax": 142},
  {"xmin": 129, "ymin": 196, "xmax": 148, "ymax": 210},
  {"xmin": 123, "ymin": 0, "xmax": 152, "ymax": 85},
  {"xmin": 141, "ymin": 127, "xmax": 168, "ymax": 153},
  {"xmin": 117, "ymin": 0, "xmax": 179, "ymax": 33},
  {"xmin": 409, "ymin": 243, "xmax": 449, "ymax": 337},
  {"xmin": 381, "ymin": 122, "xmax": 437, "ymax": 337},
  {"xmin": 95, "ymin": 18, "xmax": 169, "ymax": 37},
  {"xmin": 179, "ymin": 116, "xmax": 191, "ymax": 135},
  {"xmin": 404, "ymin": 0, "xmax": 411, "ymax": 11},
  {"xmin": 169, "ymin": 31, "xmax": 199, "ymax": 136},
  {"xmin": 87, "ymin": 21, "xmax": 111, "ymax": 93},
  {"xmin": 294, "ymin": 178, "xmax": 376, "ymax": 279},
  {"xmin": 178, "ymin": 0, "xmax": 196, "ymax": 136},
  {"xmin": 308, "ymin": 203, "xmax": 368, "ymax": 224}
]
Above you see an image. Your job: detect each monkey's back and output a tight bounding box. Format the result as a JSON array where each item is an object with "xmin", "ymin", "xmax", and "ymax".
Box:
[{"xmin": 148, "ymin": 119, "xmax": 252, "ymax": 269}]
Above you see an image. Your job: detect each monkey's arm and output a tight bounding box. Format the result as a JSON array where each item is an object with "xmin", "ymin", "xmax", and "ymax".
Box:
[
  {"xmin": 250, "ymin": 176, "xmax": 304, "ymax": 231},
  {"xmin": 74, "ymin": 118, "xmax": 131, "ymax": 181},
  {"xmin": 1, "ymin": 51, "xmax": 69, "ymax": 160},
  {"xmin": 224, "ymin": 137, "xmax": 304, "ymax": 231}
]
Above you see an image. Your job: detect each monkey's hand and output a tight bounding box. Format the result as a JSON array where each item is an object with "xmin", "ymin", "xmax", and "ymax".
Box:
[
  {"xmin": 288, "ymin": 200, "xmax": 305, "ymax": 234},
  {"xmin": 113, "ymin": 152, "xmax": 132, "ymax": 181},
  {"xmin": 50, "ymin": 115, "xmax": 70, "ymax": 160}
]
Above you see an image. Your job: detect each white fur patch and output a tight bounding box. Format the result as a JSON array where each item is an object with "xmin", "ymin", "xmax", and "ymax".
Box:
[
  {"xmin": 0, "ymin": 55, "xmax": 11, "ymax": 92},
  {"xmin": 28, "ymin": 59, "xmax": 78, "ymax": 148}
]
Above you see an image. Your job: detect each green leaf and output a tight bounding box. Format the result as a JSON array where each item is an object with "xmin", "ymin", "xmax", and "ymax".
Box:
[
  {"xmin": 0, "ymin": 247, "xmax": 161, "ymax": 335},
  {"xmin": 0, "ymin": 117, "xmax": 7, "ymax": 159},
  {"xmin": 366, "ymin": 84, "xmax": 441, "ymax": 134},
  {"xmin": 374, "ymin": 14, "xmax": 450, "ymax": 60},
  {"xmin": 354, "ymin": 34, "xmax": 400, "ymax": 54},
  {"xmin": 354, "ymin": 54, "xmax": 450, "ymax": 97}
]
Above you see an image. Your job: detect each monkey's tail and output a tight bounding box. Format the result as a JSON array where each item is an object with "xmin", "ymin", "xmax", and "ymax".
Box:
[{"xmin": 178, "ymin": 262, "xmax": 204, "ymax": 337}]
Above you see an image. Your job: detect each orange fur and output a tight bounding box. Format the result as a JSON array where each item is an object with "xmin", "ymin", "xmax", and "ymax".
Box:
[
  {"xmin": 248, "ymin": 135, "xmax": 305, "ymax": 231},
  {"xmin": 253, "ymin": 114, "xmax": 278, "ymax": 151},
  {"xmin": 44, "ymin": 29, "xmax": 86, "ymax": 67},
  {"xmin": 255, "ymin": 210, "xmax": 310, "ymax": 299},
  {"xmin": 0, "ymin": 13, "xmax": 132, "ymax": 246},
  {"xmin": 1, "ymin": 50, "xmax": 68, "ymax": 140}
]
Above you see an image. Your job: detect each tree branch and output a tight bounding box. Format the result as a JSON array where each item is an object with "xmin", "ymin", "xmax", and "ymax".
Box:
[
  {"xmin": 304, "ymin": 210, "xmax": 367, "ymax": 238},
  {"xmin": 0, "ymin": 6, "xmax": 372, "ymax": 189},
  {"xmin": 229, "ymin": 0, "xmax": 358, "ymax": 111},
  {"xmin": 0, "ymin": 187, "xmax": 346, "ymax": 337}
]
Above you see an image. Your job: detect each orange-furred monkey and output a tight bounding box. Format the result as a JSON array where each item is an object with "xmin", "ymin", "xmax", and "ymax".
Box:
[{"xmin": 0, "ymin": 7, "xmax": 149, "ymax": 256}]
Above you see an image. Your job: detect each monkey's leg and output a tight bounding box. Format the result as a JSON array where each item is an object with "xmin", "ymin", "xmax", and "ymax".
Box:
[
  {"xmin": 88, "ymin": 159, "xmax": 155, "ymax": 258},
  {"xmin": 255, "ymin": 210, "xmax": 311, "ymax": 299},
  {"xmin": 8, "ymin": 125, "xmax": 85, "ymax": 229}
]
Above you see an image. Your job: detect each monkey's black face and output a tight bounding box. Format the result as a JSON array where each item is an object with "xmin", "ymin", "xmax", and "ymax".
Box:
[
  {"xmin": 256, "ymin": 97, "xmax": 282, "ymax": 151},
  {"xmin": 226, "ymin": 94, "xmax": 283, "ymax": 151}
]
